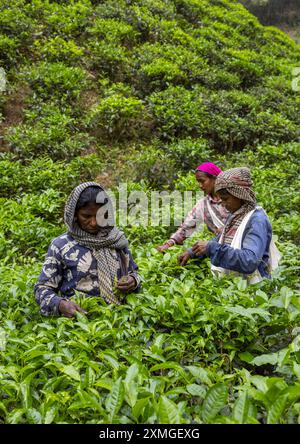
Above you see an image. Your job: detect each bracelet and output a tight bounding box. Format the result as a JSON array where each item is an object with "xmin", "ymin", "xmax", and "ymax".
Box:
[{"xmin": 167, "ymin": 239, "xmax": 176, "ymax": 246}]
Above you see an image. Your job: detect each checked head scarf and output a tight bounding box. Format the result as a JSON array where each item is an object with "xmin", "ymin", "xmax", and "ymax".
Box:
[
  {"xmin": 64, "ymin": 182, "xmax": 129, "ymax": 305},
  {"xmin": 215, "ymin": 168, "xmax": 257, "ymax": 245}
]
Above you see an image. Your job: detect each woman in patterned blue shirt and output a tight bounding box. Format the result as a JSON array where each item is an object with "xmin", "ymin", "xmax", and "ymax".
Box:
[{"xmin": 35, "ymin": 182, "xmax": 141, "ymax": 317}]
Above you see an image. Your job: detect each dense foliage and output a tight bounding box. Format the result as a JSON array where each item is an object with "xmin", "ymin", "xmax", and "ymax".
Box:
[
  {"xmin": 0, "ymin": 0, "xmax": 299, "ymax": 424},
  {"xmin": 1, "ymin": 0, "xmax": 300, "ymax": 158}
]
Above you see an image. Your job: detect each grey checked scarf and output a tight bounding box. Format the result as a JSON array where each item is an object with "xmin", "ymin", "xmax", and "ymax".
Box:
[
  {"xmin": 64, "ymin": 182, "xmax": 129, "ymax": 304},
  {"xmin": 215, "ymin": 168, "xmax": 257, "ymax": 245}
]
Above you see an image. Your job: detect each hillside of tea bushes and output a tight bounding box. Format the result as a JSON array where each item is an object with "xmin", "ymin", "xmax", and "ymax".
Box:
[{"xmin": 0, "ymin": 0, "xmax": 300, "ymax": 424}]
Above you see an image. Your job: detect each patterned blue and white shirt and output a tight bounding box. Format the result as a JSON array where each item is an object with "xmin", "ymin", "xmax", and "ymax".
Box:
[{"xmin": 35, "ymin": 233, "xmax": 140, "ymax": 316}]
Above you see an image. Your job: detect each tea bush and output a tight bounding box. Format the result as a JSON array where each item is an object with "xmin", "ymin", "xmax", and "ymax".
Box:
[
  {"xmin": 88, "ymin": 93, "xmax": 152, "ymax": 142},
  {"xmin": 162, "ymin": 137, "xmax": 214, "ymax": 173},
  {"xmin": 87, "ymin": 40, "xmax": 130, "ymax": 81},
  {"xmin": 148, "ymin": 85, "xmax": 209, "ymax": 139},
  {"xmin": 87, "ymin": 18, "xmax": 138, "ymax": 46},
  {"xmin": 1, "ymin": 0, "xmax": 300, "ymax": 152},
  {"xmin": 7, "ymin": 122, "xmax": 92, "ymax": 161},
  {"xmin": 21, "ymin": 62, "xmax": 87, "ymax": 102},
  {"xmin": 33, "ymin": 37, "xmax": 85, "ymax": 63},
  {"xmin": 0, "ymin": 35, "xmax": 20, "ymax": 66},
  {"xmin": 0, "ymin": 153, "xmax": 104, "ymax": 198}
]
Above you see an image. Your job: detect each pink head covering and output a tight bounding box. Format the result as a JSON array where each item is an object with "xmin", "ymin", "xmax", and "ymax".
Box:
[{"xmin": 196, "ymin": 162, "xmax": 222, "ymax": 177}]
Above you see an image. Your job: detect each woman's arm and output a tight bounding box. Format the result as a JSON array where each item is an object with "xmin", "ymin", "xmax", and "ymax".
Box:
[
  {"xmin": 34, "ymin": 242, "xmax": 66, "ymax": 316},
  {"xmin": 127, "ymin": 249, "xmax": 141, "ymax": 292},
  {"xmin": 170, "ymin": 198, "xmax": 206, "ymax": 245},
  {"xmin": 117, "ymin": 248, "xmax": 141, "ymax": 292}
]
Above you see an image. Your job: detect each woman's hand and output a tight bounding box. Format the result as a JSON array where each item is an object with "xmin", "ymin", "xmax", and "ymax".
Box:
[
  {"xmin": 156, "ymin": 240, "xmax": 175, "ymax": 253},
  {"xmin": 58, "ymin": 300, "xmax": 87, "ymax": 318},
  {"xmin": 178, "ymin": 250, "xmax": 190, "ymax": 266},
  {"xmin": 117, "ymin": 275, "xmax": 136, "ymax": 293},
  {"xmin": 192, "ymin": 240, "xmax": 208, "ymax": 256}
]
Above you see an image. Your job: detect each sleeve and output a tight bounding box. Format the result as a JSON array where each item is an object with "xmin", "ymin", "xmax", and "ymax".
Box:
[
  {"xmin": 170, "ymin": 198, "xmax": 205, "ymax": 244},
  {"xmin": 34, "ymin": 242, "xmax": 66, "ymax": 316},
  {"xmin": 127, "ymin": 249, "xmax": 141, "ymax": 292},
  {"xmin": 206, "ymin": 219, "xmax": 269, "ymax": 275}
]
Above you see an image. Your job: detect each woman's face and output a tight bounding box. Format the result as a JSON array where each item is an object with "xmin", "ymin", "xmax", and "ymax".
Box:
[
  {"xmin": 195, "ymin": 171, "xmax": 216, "ymax": 195},
  {"xmin": 217, "ymin": 190, "xmax": 243, "ymax": 213},
  {"xmin": 76, "ymin": 203, "xmax": 102, "ymax": 234}
]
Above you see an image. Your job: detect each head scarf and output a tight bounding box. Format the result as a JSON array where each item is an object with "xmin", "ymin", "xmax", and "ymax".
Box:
[
  {"xmin": 215, "ymin": 168, "xmax": 257, "ymax": 245},
  {"xmin": 196, "ymin": 162, "xmax": 222, "ymax": 177},
  {"xmin": 215, "ymin": 167, "xmax": 256, "ymax": 204},
  {"xmin": 64, "ymin": 182, "xmax": 129, "ymax": 304}
]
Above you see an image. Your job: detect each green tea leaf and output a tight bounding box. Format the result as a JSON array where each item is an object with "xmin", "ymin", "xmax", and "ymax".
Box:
[
  {"xmin": 132, "ymin": 397, "xmax": 150, "ymax": 420},
  {"xmin": 60, "ymin": 365, "xmax": 81, "ymax": 382},
  {"xmin": 0, "ymin": 327, "xmax": 7, "ymax": 351},
  {"xmin": 267, "ymin": 394, "xmax": 288, "ymax": 424},
  {"xmin": 105, "ymin": 377, "xmax": 125, "ymax": 422},
  {"xmin": 251, "ymin": 353, "xmax": 278, "ymax": 366},
  {"xmin": 44, "ymin": 406, "xmax": 58, "ymax": 424},
  {"xmin": 202, "ymin": 384, "xmax": 228, "ymax": 423},
  {"xmin": 233, "ymin": 392, "xmax": 250, "ymax": 424},
  {"xmin": 158, "ymin": 396, "xmax": 181, "ymax": 424},
  {"xmin": 27, "ymin": 408, "xmax": 42, "ymax": 424},
  {"xmin": 186, "ymin": 366, "xmax": 212, "ymax": 385},
  {"xmin": 186, "ymin": 384, "xmax": 206, "ymax": 398}
]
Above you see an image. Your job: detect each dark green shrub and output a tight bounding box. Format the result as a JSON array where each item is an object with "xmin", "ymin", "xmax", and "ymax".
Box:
[
  {"xmin": 40, "ymin": 0, "xmax": 91, "ymax": 37},
  {"xmin": 224, "ymin": 48, "xmax": 265, "ymax": 87},
  {"xmin": 273, "ymin": 214, "xmax": 300, "ymax": 244},
  {"xmin": 5, "ymin": 103, "xmax": 91, "ymax": 161},
  {"xmin": 134, "ymin": 43, "xmax": 211, "ymax": 91},
  {"xmin": 148, "ymin": 85, "xmax": 209, "ymax": 140},
  {"xmin": 0, "ymin": 34, "xmax": 20, "ymax": 66},
  {"xmin": 0, "ymin": 1, "xmax": 35, "ymax": 40},
  {"xmin": 139, "ymin": 58, "xmax": 187, "ymax": 91},
  {"xmin": 253, "ymin": 111, "xmax": 298, "ymax": 145},
  {"xmin": 22, "ymin": 62, "xmax": 87, "ymax": 102},
  {"xmin": 0, "ymin": 195, "xmax": 62, "ymax": 261},
  {"xmin": 173, "ymin": 0, "xmax": 207, "ymax": 24},
  {"xmin": 87, "ymin": 93, "xmax": 152, "ymax": 142},
  {"xmin": 250, "ymin": 79, "xmax": 300, "ymax": 124},
  {"xmin": 201, "ymin": 90, "xmax": 297, "ymax": 151},
  {"xmin": 260, "ymin": 27, "xmax": 300, "ymax": 61},
  {"xmin": 33, "ymin": 37, "xmax": 84, "ymax": 63},
  {"xmin": 228, "ymin": 142, "xmax": 300, "ymax": 218},
  {"xmin": 157, "ymin": 20, "xmax": 196, "ymax": 46},
  {"xmin": 199, "ymin": 67, "xmax": 241, "ymax": 90},
  {"xmin": 87, "ymin": 18, "xmax": 138, "ymax": 46},
  {"xmin": 202, "ymin": 89, "xmax": 259, "ymax": 150},
  {"xmin": 205, "ymin": 3, "xmax": 262, "ymax": 40},
  {"xmin": 128, "ymin": 145, "xmax": 177, "ymax": 188},
  {"xmin": 88, "ymin": 40, "xmax": 130, "ymax": 81},
  {"xmin": 0, "ymin": 153, "xmax": 104, "ymax": 197},
  {"xmin": 163, "ymin": 137, "xmax": 214, "ymax": 172},
  {"xmin": 94, "ymin": 0, "xmax": 176, "ymax": 41},
  {"xmin": 6, "ymin": 104, "xmax": 92, "ymax": 160}
]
